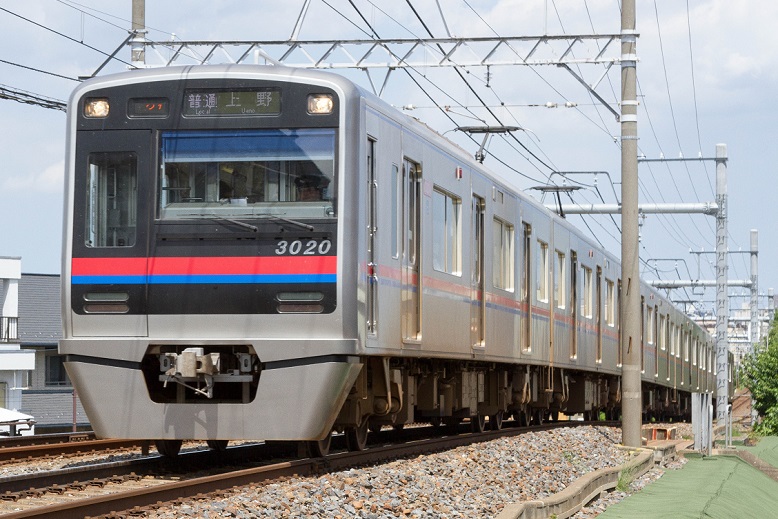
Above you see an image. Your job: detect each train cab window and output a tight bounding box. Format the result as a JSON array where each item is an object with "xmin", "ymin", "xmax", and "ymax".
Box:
[
  {"xmin": 432, "ymin": 188, "xmax": 461, "ymax": 275},
  {"xmin": 85, "ymin": 152, "xmax": 138, "ymax": 247},
  {"xmin": 493, "ymin": 218, "xmax": 514, "ymax": 291},
  {"xmin": 536, "ymin": 240, "xmax": 549, "ymax": 303},
  {"xmin": 157, "ymin": 129, "xmax": 336, "ymax": 220}
]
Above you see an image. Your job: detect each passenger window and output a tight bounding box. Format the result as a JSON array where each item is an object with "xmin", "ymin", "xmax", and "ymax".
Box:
[
  {"xmin": 432, "ymin": 188, "xmax": 461, "ymax": 275},
  {"xmin": 85, "ymin": 152, "xmax": 138, "ymax": 247},
  {"xmin": 605, "ymin": 279, "xmax": 615, "ymax": 325},
  {"xmin": 536, "ymin": 240, "xmax": 549, "ymax": 303},
  {"xmin": 582, "ymin": 266, "xmax": 593, "ymax": 318},
  {"xmin": 555, "ymin": 251, "xmax": 565, "ymax": 308},
  {"xmin": 493, "ymin": 218, "xmax": 514, "ymax": 291}
]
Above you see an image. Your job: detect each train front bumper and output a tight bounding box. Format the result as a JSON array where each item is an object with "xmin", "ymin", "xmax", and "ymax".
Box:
[{"xmin": 61, "ymin": 338, "xmax": 362, "ymax": 441}]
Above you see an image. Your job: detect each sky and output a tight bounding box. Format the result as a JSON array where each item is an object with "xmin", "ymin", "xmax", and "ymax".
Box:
[{"xmin": 0, "ymin": 0, "xmax": 776, "ymax": 319}]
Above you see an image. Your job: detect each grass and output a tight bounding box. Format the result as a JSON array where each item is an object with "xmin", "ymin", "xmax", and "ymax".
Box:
[{"xmin": 616, "ymin": 464, "xmax": 639, "ymax": 492}]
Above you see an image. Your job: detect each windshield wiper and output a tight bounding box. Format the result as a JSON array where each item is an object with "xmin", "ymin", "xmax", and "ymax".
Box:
[
  {"xmin": 257, "ymin": 215, "xmax": 315, "ymax": 231},
  {"xmin": 199, "ymin": 214, "xmax": 258, "ymax": 232}
]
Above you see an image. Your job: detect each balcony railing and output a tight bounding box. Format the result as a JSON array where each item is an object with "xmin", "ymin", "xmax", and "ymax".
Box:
[{"xmin": 1, "ymin": 316, "xmax": 19, "ymax": 342}]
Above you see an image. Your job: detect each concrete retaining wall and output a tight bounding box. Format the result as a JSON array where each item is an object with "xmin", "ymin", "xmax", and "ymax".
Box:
[{"xmin": 496, "ymin": 447, "xmax": 655, "ymax": 519}]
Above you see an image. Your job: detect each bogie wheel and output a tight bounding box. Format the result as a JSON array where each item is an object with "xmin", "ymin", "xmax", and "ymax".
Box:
[
  {"xmin": 345, "ymin": 420, "xmax": 369, "ymax": 451},
  {"xmin": 155, "ymin": 439, "xmax": 183, "ymax": 458},
  {"xmin": 532, "ymin": 409, "xmax": 544, "ymax": 426},
  {"xmin": 308, "ymin": 431, "xmax": 333, "ymax": 457},
  {"xmin": 490, "ymin": 411, "xmax": 504, "ymax": 431},
  {"xmin": 206, "ymin": 440, "xmax": 229, "ymax": 452},
  {"xmin": 471, "ymin": 414, "xmax": 486, "ymax": 433}
]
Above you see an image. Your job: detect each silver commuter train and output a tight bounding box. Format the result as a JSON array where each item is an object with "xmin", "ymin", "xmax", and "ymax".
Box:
[{"xmin": 60, "ymin": 65, "xmax": 720, "ymax": 455}]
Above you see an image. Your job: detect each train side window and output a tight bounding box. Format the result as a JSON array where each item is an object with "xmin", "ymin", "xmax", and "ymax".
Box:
[
  {"xmin": 85, "ymin": 152, "xmax": 138, "ymax": 248},
  {"xmin": 536, "ymin": 240, "xmax": 549, "ymax": 303},
  {"xmin": 605, "ymin": 279, "xmax": 615, "ymax": 326},
  {"xmin": 554, "ymin": 250, "xmax": 565, "ymax": 308},
  {"xmin": 646, "ymin": 305, "xmax": 654, "ymax": 344},
  {"xmin": 582, "ymin": 266, "xmax": 593, "ymax": 318},
  {"xmin": 659, "ymin": 315, "xmax": 667, "ymax": 350},
  {"xmin": 432, "ymin": 188, "xmax": 461, "ymax": 275},
  {"xmin": 493, "ymin": 218, "xmax": 514, "ymax": 291},
  {"xmin": 521, "ymin": 224, "xmax": 531, "ymax": 302}
]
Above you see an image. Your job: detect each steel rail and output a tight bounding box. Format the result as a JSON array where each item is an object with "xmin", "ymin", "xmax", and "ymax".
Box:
[
  {"xmin": 0, "ymin": 438, "xmax": 151, "ymax": 462},
  {"xmin": 0, "ymin": 431, "xmax": 95, "ymax": 448}
]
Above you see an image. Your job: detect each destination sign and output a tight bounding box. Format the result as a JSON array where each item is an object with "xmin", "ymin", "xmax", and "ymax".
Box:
[{"xmin": 183, "ymin": 89, "xmax": 281, "ymax": 117}]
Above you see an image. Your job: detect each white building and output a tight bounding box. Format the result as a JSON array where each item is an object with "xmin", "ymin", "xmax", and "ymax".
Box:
[{"xmin": 0, "ymin": 257, "xmax": 35, "ymax": 415}]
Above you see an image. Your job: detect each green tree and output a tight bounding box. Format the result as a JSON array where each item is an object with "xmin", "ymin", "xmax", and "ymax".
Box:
[{"xmin": 741, "ymin": 314, "xmax": 778, "ymax": 435}]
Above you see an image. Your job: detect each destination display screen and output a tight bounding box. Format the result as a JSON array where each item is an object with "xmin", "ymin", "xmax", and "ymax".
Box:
[
  {"xmin": 128, "ymin": 97, "xmax": 170, "ymax": 118},
  {"xmin": 183, "ymin": 89, "xmax": 281, "ymax": 117}
]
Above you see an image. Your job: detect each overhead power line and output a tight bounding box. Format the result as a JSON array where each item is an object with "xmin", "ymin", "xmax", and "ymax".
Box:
[
  {"xmin": 0, "ymin": 85, "xmax": 66, "ymax": 111},
  {"xmin": 0, "ymin": 58, "xmax": 80, "ymax": 82},
  {"xmin": 0, "ymin": 6, "xmax": 132, "ymax": 67}
]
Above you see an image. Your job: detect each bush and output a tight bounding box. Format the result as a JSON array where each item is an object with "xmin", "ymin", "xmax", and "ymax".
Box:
[{"xmin": 740, "ymin": 314, "xmax": 778, "ymax": 435}]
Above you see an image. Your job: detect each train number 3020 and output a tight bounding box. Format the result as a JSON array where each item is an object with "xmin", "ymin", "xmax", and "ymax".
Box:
[{"xmin": 274, "ymin": 239, "xmax": 332, "ymax": 256}]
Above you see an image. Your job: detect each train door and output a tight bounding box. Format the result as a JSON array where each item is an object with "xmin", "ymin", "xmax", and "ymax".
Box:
[
  {"xmin": 402, "ymin": 158, "xmax": 421, "ymax": 342},
  {"xmin": 570, "ymin": 251, "xmax": 578, "ymax": 359},
  {"xmin": 521, "ymin": 223, "xmax": 532, "ymax": 353},
  {"xmin": 471, "ymin": 195, "xmax": 486, "ymax": 350},
  {"xmin": 366, "ymin": 138, "xmax": 377, "ymax": 336},
  {"xmin": 70, "ymin": 130, "xmax": 152, "ymax": 336},
  {"xmin": 596, "ymin": 266, "xmax": 602, "ymax": 362}
]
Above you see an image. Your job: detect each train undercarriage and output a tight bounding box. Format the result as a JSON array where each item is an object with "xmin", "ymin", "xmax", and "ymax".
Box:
[{"xmin": 148, "ymin": 353, "xmax": 692, "ymax": 458}]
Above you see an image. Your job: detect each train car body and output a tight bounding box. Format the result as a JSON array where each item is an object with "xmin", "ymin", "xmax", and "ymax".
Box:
[{"xmin": 60, "ymin": 65, "xmax": 719, "ymax": 449}]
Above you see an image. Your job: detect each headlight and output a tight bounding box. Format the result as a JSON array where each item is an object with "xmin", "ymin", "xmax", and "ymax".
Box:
[
  {"xmin": 307, "ymin": 94, "xmax": 333, "ymax": 115},
  {"xmin": 84, "ymin": 98, "xmax": 110, "ymax": 118}
]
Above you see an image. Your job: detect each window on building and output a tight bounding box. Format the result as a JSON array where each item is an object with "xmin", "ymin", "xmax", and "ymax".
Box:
[
  {"xmin": 45, "ymin": 353, "xmax": 71, "ymax": 387},
  {"xmin": 432, "ymin": 188, "xmax": 461, "ymax": 275},
  {"xmin": 493, "ymin": 218, "xmax": 514, "ymax": 291}
]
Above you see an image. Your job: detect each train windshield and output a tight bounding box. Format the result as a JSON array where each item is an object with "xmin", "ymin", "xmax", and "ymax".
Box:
[{"xmin": 158, "ymin": 128, "xmax": 336, "ymax": 220}]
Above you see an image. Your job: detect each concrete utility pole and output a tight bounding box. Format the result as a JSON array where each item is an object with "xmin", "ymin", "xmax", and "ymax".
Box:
[
  {"xmin": 131, "ymin": 0, "xmax": 146, "ymax": 68},
  {"xmin": 751, "ymin": 230, "xmax": 759, "ymax": 345},
  {"xmin": 715, "ymin": 144, "xmax": 728, "ymax": 425},
  {"xmin": 620, "ymin": 0, "xmax": 641, "ymax": 448}
]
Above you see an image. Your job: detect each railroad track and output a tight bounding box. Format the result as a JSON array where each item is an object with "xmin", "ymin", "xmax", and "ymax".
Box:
[
  {"xmin": 0, "ymin": 438, "xmax": 151, "ymax": 463},
  {"xmin": 0, "ymin": 432, "xmax": 96, "ymax": 449},
  {"xmin": 0, "ymin": 420, "xmax": 618, "ymax": 519}
]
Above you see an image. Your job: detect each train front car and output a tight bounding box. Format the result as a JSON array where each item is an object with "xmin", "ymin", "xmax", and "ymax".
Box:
[{"xmin": 60, "ymin": 66, "xmax": 363, "ymax": 452}]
